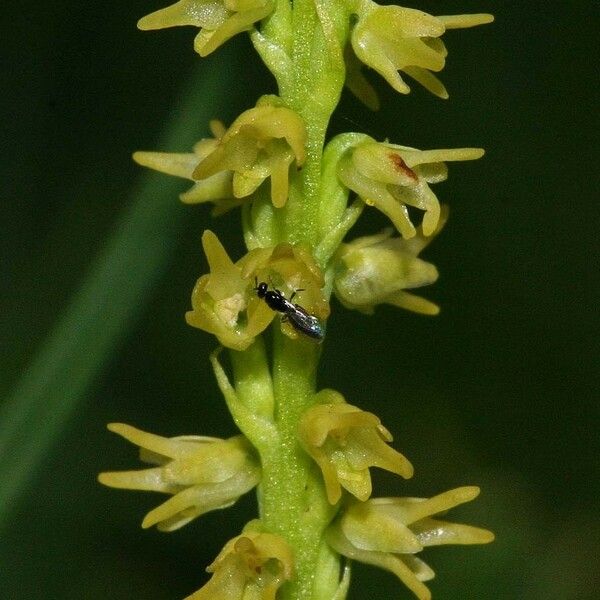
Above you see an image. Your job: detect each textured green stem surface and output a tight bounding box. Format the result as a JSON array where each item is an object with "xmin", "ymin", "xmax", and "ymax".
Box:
[
  {"xmin": 259, "ymin": 331, "xmax": 339, "ymax": 600},
  {"xmin": 242, "ymin": 3, "xmax": 349, "ymax": 597}
]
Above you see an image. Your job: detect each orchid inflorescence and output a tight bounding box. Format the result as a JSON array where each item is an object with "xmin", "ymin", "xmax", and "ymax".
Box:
[{"xmin": 100, "ymin": 1, "xmax": 495, "ymax": 599}]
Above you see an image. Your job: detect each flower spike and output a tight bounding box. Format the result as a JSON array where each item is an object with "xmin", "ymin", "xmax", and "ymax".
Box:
[
  {"xmin": 185, "ymin": 525, "xmax": 294, "ymax": 600},
  {"xmin": 298, "ymin": 391, "xmax": 413, "ymax": 504},
  {"xmin": 138, "ymin": 0, "xmax": 275, "ymax": 57},
  {"xmin": 118, "ymin": 2, "xmax": 497, "ymax": 597},
  {"xmin": 98, "ymin": 423, "xmax": 260, "ymax": 531},
  {"xmin": 327, "ymin": 487, "xmax": 495, "ymax": 600}
]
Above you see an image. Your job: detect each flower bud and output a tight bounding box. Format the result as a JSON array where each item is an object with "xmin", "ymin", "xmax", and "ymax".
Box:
[{"xmin": 334, "ymin": 214, "xmax": 446, "ymax": 316}]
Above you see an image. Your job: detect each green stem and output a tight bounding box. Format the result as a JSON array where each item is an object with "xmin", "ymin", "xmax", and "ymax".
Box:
[
  {"xmin": 238, "ymin": 3, "xmax": 353, "ymax": 597},
  {"xmin": 280, "ymin": 0, "xmax": 346, "ymax": 246},
  {"xmin": 258, "ymin": 330, "xmax": 339, "ymax": 600},
  {"xmin": 230, "ymin": 336, "xmax": 274, "ymax": 420}
]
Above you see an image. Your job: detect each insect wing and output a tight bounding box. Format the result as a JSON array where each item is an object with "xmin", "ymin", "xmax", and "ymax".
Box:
[{"xmin": 287, "ymin": 307, "xmax": 324, "ymax": 342}]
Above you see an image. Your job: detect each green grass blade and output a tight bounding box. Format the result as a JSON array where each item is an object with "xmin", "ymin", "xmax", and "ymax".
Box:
[{"xmin": 0, "ymin": 58, "xmax": 241, "ymax": 530}]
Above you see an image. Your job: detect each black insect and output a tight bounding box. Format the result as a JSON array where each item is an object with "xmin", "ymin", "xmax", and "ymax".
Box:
[{"xmin": 254, "ymin": 280, "xmax": 324, "ymax": 342}]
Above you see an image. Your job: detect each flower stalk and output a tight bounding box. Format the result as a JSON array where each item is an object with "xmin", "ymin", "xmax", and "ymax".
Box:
[
  {"xmin": 100, "ymin": 1, "xmax": 495, "ymax": 599},
  {"xmin": 259, "ymin": 332, "xmax": 338, "ymax": 599}
]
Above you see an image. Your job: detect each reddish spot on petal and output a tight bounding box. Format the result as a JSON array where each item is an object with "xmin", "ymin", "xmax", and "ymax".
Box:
[{"xmin": 388, "ymin": 152, "xmax": 417, "ymax": 181}]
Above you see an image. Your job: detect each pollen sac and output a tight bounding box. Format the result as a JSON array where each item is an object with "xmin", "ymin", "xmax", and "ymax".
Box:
[
  {"xmin": 98, "ymin": 424, "xmax": 260, "ymax": 531},
  {"xmin": 138, "ymin": 0, "xmax": 275, "ymax": 57},
  {"xmin": 349, "ymin": 3, "xmax": 494, "ymax": 100},
  {"xmin": 326, "ymin": 487, "xmax": 495, "ymax": 600},
  {"xmin": 192, "ymin": 96, "xmax": 307, "ymax": 209},
  {"xmin": 298, "ymin": 390, "xmax": 413, "ymax": 504},
  {"xmin": 185, "ymin": 524, "xmax": 294, "ymax": 600},
  {"xmin": 333, "ymin": 212, "xmax": 447, "ymax": 317},
  {"xmin": 338, "ymin": 137, "xmax": 483, "ymax": 238}
]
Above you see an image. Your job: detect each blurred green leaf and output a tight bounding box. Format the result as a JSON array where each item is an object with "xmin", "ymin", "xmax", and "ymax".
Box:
[{"xmin": 0, "ymin": 60, "xmax": 242, "ymax": 530}]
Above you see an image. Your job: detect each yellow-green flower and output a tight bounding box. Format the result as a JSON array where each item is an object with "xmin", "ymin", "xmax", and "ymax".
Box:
[
  {"xmin": 334, "ymin": 210, "xmax": 446, "ymax": 316},
  {"xmin": 326, "ymin": 487, "xmax": 495, "ymax": 600},
  {"xmin": 186, "ymin": 230, "xmax": 274, "ymax": 350},
  {"xmin": 186, "ymin": 231, "xmax": 328, "ymax": 349},
  {"xmin": 193, "ymin": 97, "xmax": 307, "ymax": 208},
  {"xmin": 133, "ymin": 121, "xmax": 243, "ymax": 215},
  {"xmin": 185, "ymin": 525, "xmax": 294, "ymax": 600},
  {"xmin": 138, "ymin": 0, "xmax": 275, "ymax": 57},
  {"xmin": 298, "ymin": 390, "xmax": 413, "ymax": 504},
  {"xmin": 338, "ymin": 138, "xmax": 483, "ymax": 238},
  {"xmin": 350, "ymin": 3, "xmax": 494, "ymax": 98},
  {"xmin": 98, "ymin": 423, "xmax": 260, "ymax": 531}
]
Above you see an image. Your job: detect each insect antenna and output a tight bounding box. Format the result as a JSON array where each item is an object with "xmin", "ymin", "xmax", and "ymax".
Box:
[{"xmin": 289, "ymin": 287, "xmax": 305, "ymax": 302}]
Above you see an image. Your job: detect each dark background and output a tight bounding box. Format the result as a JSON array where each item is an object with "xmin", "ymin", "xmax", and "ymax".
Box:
[{"xmin": 1, "ymin": 1, "xmax": 598, "ymax": 598}]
